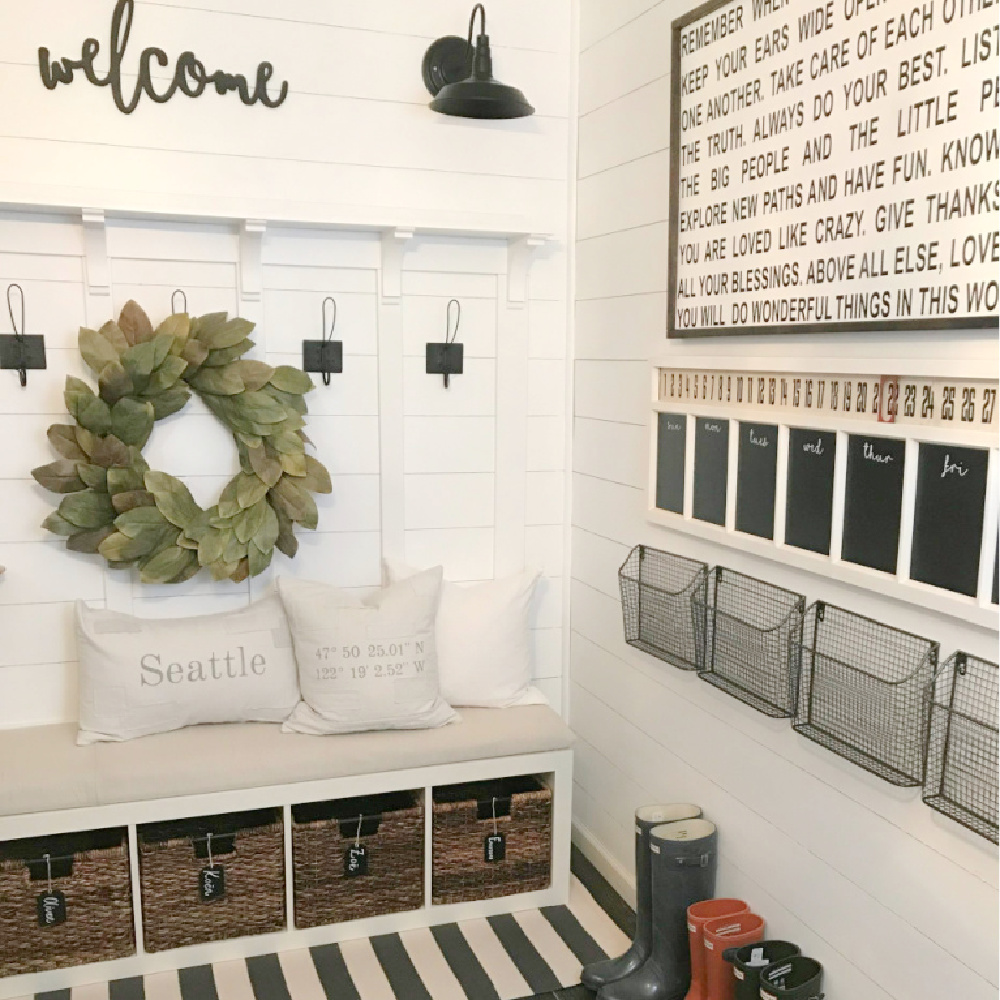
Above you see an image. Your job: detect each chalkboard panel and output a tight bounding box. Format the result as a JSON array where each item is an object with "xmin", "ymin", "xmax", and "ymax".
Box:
[
  {"xmin": 735, "ymin": 421, "xmax": 777, "ymax": 539},
  {"xmin": 842, "ymin": 435, "xmax": 906, "ymax": 575},
  {"xmin": 910, "ymin": 444, "xmax": 989, "ymax": 597},
  {"xmin": 655, "ymin": 413, "xmax": 687, "ymax": 514},
  {"xmin": 693, "ymin": 417, "xmax": 729, "ymax": 526},
  {"xmin": 785, "ymin": 428, "xmax": 837, "ymax": 556}
]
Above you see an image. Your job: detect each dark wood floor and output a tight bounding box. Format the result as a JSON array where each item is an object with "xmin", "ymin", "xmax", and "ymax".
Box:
[{"xmin": 517, "ymin": 846, "xmax": 634, "ymax": 1000}]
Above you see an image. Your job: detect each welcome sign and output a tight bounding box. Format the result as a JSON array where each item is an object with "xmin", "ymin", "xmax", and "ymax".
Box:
[
  {"xmin": 668, "ymin": 0, "xmax": 999, "ymax": 335},
  {"xmin": 38, "ymin": 0, "xmax": 289, "ymax": 114}
]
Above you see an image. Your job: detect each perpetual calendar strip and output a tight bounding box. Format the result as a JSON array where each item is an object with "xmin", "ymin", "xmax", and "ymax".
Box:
[{"xmin": 657, "ymin": 369, "xmax": 999, "ymax": 436}]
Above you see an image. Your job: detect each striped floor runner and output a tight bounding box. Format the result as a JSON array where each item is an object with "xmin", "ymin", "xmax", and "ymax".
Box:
[{"xmin": 24, "ymin": 877, "xmax": 629, "ymax": 1000}]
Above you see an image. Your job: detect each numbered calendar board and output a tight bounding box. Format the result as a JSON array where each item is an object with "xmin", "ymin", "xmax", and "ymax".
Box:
[
  {"xmin": 668, "ymin": 0, "xmax": 1000, "ymax": 336},
  {"xmin": 651, "ymin": 363, "xmax": 999, "ymax": 627},
  {"xmin": 658, "ymin": 368, "xmax": 998, "ymax": 433}
]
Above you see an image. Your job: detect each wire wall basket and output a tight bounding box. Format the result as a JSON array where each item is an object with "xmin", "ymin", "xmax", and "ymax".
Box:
[
  {"xmin": 694, "ymin": 567, "xmax": 805, "ymax": 718},
  {"xmin": 619, "ymin": 546, "xmax": 709, "ymax": 671},
  {"xmin": 923, "ymin": 652, "xmax": 999, "ymax": 843},
  {"xmin": 794, "ymin": 602, "xmax": 939, "ymax": 786}
]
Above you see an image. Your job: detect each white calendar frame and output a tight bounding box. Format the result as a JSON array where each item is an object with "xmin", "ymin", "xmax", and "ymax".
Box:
[{"xmin": 648, "ymin": 356, "xmax": 1000, "ymax": 631}]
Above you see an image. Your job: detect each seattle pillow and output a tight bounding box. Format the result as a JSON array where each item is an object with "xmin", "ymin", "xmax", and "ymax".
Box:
[
  {"xmin": 384, "ymin": 559, "xmax": 544, "ymax": 708},
  {"xmin": 278, "ymin": 568, "xmax": 457, "ymax": 735},
  {"xmin": 75, "ymin": 595, "xmax": 300, "ymax": 744}
]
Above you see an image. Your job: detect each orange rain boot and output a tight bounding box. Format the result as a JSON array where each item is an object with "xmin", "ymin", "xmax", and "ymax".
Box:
[
  {"xmin": 684, "ymin": 899, "xmax": 749, "ymax": 1000},
  {"xmin": 703, "ymin": 912, "xmax": 765, "ymax": 1000}
]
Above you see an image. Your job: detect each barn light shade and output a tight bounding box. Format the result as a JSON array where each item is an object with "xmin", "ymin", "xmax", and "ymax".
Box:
[{"xmin": 423, "ymin": 4, "xmax": 534, "ymax": 120}]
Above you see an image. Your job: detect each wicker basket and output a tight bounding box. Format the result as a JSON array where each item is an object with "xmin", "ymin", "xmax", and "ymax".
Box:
[
  {"xmin": 432, "ymin": 775, "xmax": 552, "ymax": 905},
  {"xmin": 0, "ymin": 827, "xmax": 134, "ymax": 976},
  {"xmin": 138, "ymin": 808, "xmax": 285, "ymax": 953},
  {"xmin": 292, "ymin": 790, "xmax": 424, "ymax": 928}
]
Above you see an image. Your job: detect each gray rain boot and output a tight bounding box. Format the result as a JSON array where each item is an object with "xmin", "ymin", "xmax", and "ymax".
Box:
[
  {"xmin": 581, "ymin": 805, "xmax": 703, "ymax": 993},
  {"xmin": 597, "ymin": 818, "xmax": 718, "ymax": 1000}
]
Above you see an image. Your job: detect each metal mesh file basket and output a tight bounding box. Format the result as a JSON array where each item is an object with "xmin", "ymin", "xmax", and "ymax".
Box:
[
  {"xmin": 923, "ymin": 652, "xmax": 999, "ymax": 843},
  {"xmin": 794, "ymin": 602, "xmax": 939, "ymax": 786},
  {"xmin": 694, "ymin": 566, "xmax": 805, "ymax": 718},
  {"xmin": 619, "ymin": 545, "xmax": 709, "ymax": 671}
]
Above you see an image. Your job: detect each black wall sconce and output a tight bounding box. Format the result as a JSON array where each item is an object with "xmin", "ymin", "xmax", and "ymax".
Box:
[
  {"xmin": 0, "ymin": 284, "xmax": 46, "ymax": 388},
  {"xmin": 426, "ymin": 299, "xmax": 464, "ymax": 389},
  {"xmin": 302, "ymin": 296, "xmax": 343, "ymax": 386},
  {"xmin": 423, "ymin": 4, "xmax": 534, "ymax": 120}
]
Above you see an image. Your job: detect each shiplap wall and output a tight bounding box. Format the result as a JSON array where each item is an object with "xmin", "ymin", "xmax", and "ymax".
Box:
[
  {"xmin": 0, "ymin": 0, "xmax": 574, "ymax": 727},
  {"xmin": 571, "ymin": 2, "xmax": 999, "ymax": 1000},
  {"xmin": 0, "ymin": 0, "xmax": 570, "ymax": 234}
]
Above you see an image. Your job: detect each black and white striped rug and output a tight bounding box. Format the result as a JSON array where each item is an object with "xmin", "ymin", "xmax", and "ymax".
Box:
[{"xmin": 24, "ymin": 877, "xmax": 628, "ymax": 1000}]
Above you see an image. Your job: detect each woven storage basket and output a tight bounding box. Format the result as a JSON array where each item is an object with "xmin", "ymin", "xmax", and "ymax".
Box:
[
  {"xmin": 432, "ymin": 775, "xmax": 552, "ymax": 905},
  {"xmin": 0, "ymin": 827, "xmax": 134, "ymax": 976},
  {"xmin": 138, "ymin": 808, "xmax": 285, "ymax": 953},
  {"xmin": 292, "ymin": 790, "xmax": 424, "ymax": 928}
]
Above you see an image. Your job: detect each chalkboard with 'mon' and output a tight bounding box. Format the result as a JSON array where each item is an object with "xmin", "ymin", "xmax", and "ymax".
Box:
[
  {"xmin": 842, "ymin": 434, "xmax": 906, "ymax": 575},
  {"xmin": 656, "ymin": 413, "xmax": 687, "ymax": 514},
  {"xmin": 735, "ymin": 421, "xmax": 777, "ymax": 540},
  {"xmin": 784, "ymin": 428, "xmax": 837, "ymax": 556},
  {"xmin": 693, "ymin": 417, "xmax": 729, "ymax": 526},
  {"xmin": 910, "ymin": 443, "xmax": 989, "ymax": 598}
]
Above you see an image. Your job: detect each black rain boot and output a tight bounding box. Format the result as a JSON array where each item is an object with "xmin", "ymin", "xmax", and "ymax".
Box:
[
  {"xmin": 759, "ymin": 956, "xmax": 824, "ymax": 1000},
  {"xmin": 596, "ymin": 818, "xmax": 718, "ymax": 1000},
  {"xmin": 581, "ymin": 805, "xmax": 703, "ymax": 992}
]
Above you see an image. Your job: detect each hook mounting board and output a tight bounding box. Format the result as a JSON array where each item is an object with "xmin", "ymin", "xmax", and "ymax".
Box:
[
  {"xmin": 302, "ymin": 340, "xmax": 343, "ymax": 376},
  {"xmin": 0, "ymin": 335, "xmax": 47, "ymax": 373}
]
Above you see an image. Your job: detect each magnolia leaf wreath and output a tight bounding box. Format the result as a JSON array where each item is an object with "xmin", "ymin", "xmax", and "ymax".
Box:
[{"xmin": 31, "ymin": 301, "xmax": 332, "ymax": 585}]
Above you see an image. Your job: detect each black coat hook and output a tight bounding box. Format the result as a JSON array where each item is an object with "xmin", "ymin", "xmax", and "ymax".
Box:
[
  {"xmin": 426, "ymin": 298, "xmax": 464, "ymax": 388},
  {"xmin": 0, "ymin": 283, "xmax": 47, "ymax": 388},
  {"xmin": 302, "ymin": 295, "xmax": 343, "ymax": 385},
  {"xmin": 171, "ymin": 288, "xmax": 188, "ymax": 315}
]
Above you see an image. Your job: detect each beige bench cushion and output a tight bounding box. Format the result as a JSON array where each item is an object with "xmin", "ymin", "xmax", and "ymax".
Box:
[{"xmin": 0, "ymin": 706, "xmax": 573, "ymax": 817}]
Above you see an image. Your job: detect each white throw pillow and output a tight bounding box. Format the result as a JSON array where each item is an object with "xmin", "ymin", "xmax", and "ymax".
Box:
[
  {"xmin": 278, "ymin": 568, "xmax": 457, "ymax": 735},
  {"xmin": 384, "ymin": 559, "xmax": 544, "ymax": 708},
  {"xmin": 75, "ymin": 595, "xmax": 300, "ymax": 744}
]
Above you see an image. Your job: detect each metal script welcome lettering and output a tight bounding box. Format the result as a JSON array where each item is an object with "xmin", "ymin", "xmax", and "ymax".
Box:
[{"xmin": 38, "ymin": 0, "xmax": 289, "ymax": 114}]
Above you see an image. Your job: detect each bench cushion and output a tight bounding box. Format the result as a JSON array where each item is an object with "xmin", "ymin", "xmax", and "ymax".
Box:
[{"xmin": 0, "ymin": 706, "xmax": 573, "ymax": 818}]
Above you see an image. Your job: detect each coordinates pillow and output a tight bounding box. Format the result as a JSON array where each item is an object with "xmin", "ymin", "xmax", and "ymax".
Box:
[
  {"xmin": 278, "ymin": 568, "xmax": 457, "ymax": 735},
  {"xmin": 75, "ymin": 595, "xmax": 300, "ymax": 744},
  {"xmin": 384, "ymin": 559, "xmax": 544, "ymax": 708}
]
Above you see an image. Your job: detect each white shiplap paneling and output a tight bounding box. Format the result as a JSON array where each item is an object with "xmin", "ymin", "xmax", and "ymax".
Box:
[{"xmin": 571, "ymin": 3, "xmax": 999, "ymax": 1000}]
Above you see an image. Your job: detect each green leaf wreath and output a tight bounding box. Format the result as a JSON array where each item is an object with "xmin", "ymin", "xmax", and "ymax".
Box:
[{"xmin": 32, "ymin": 301, "xmax": 331, "ymax": 585}]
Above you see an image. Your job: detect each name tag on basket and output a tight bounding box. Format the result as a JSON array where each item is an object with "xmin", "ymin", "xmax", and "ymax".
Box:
[
  {"xmin": 199, "ymin": 865, "xmax": 226, "ymax": 901},
  {"xmin": 37, "ymin": 890, "xmax": 66, "ymax": 927},
  {"xmin": 484, "ymin": 833, "xmax": 506, "ymax": 862},
  {"xmin": 345, "ymin": 845, "xmax": 369, "ymax": 877}
]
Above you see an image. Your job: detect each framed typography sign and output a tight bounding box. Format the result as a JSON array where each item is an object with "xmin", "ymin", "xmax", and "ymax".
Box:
[{"xmin": 667, "ymin": 0, "xmax": 1000, "ymax": 336}]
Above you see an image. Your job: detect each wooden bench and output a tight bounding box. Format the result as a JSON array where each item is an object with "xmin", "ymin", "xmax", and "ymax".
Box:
[{"xmin": 0, "ymin": 705, "xmax": 574, "ymax": 997}]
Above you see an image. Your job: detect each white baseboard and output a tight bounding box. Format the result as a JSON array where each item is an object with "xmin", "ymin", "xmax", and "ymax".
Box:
[{"xmin": 572, "ymin": 819, "xmax": 636, "ymax": 909}]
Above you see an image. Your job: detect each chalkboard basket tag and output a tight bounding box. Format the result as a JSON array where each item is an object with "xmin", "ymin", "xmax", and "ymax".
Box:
[
  {"xmin": 618, "ymin": 545, "xmax": 709, "ymax": 672},
  {"xmin": 198, "ymin": 833, "xmax": 226, "ymax": 902},
  {"xmin": 923, "ymin": 651, "xmax": 999, "ymax": 844},
  {"xmin": 484, "ymin": 833, "xmax": 506, "ymax": 862},
  {"xmin": 344, "ymin": 816, "xmax": 370, "ymax": 877},
  {"xmin": 483, "ymin": 796, "xmax": 508, "ymax": 863},
  {"xmin": 697, "ymin": 567, "xmax": 806, "ymax": 719},
  {"xmin": 344, "ymin": 844, "xmax": 369, "ymax": 877},
  {"xmin": 34, "ymin": 854, "xmax": 67, "ymax": 927},
  {"xmin": 793, "ymin": 602, "xmax": 940, "ymax": 787}
]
